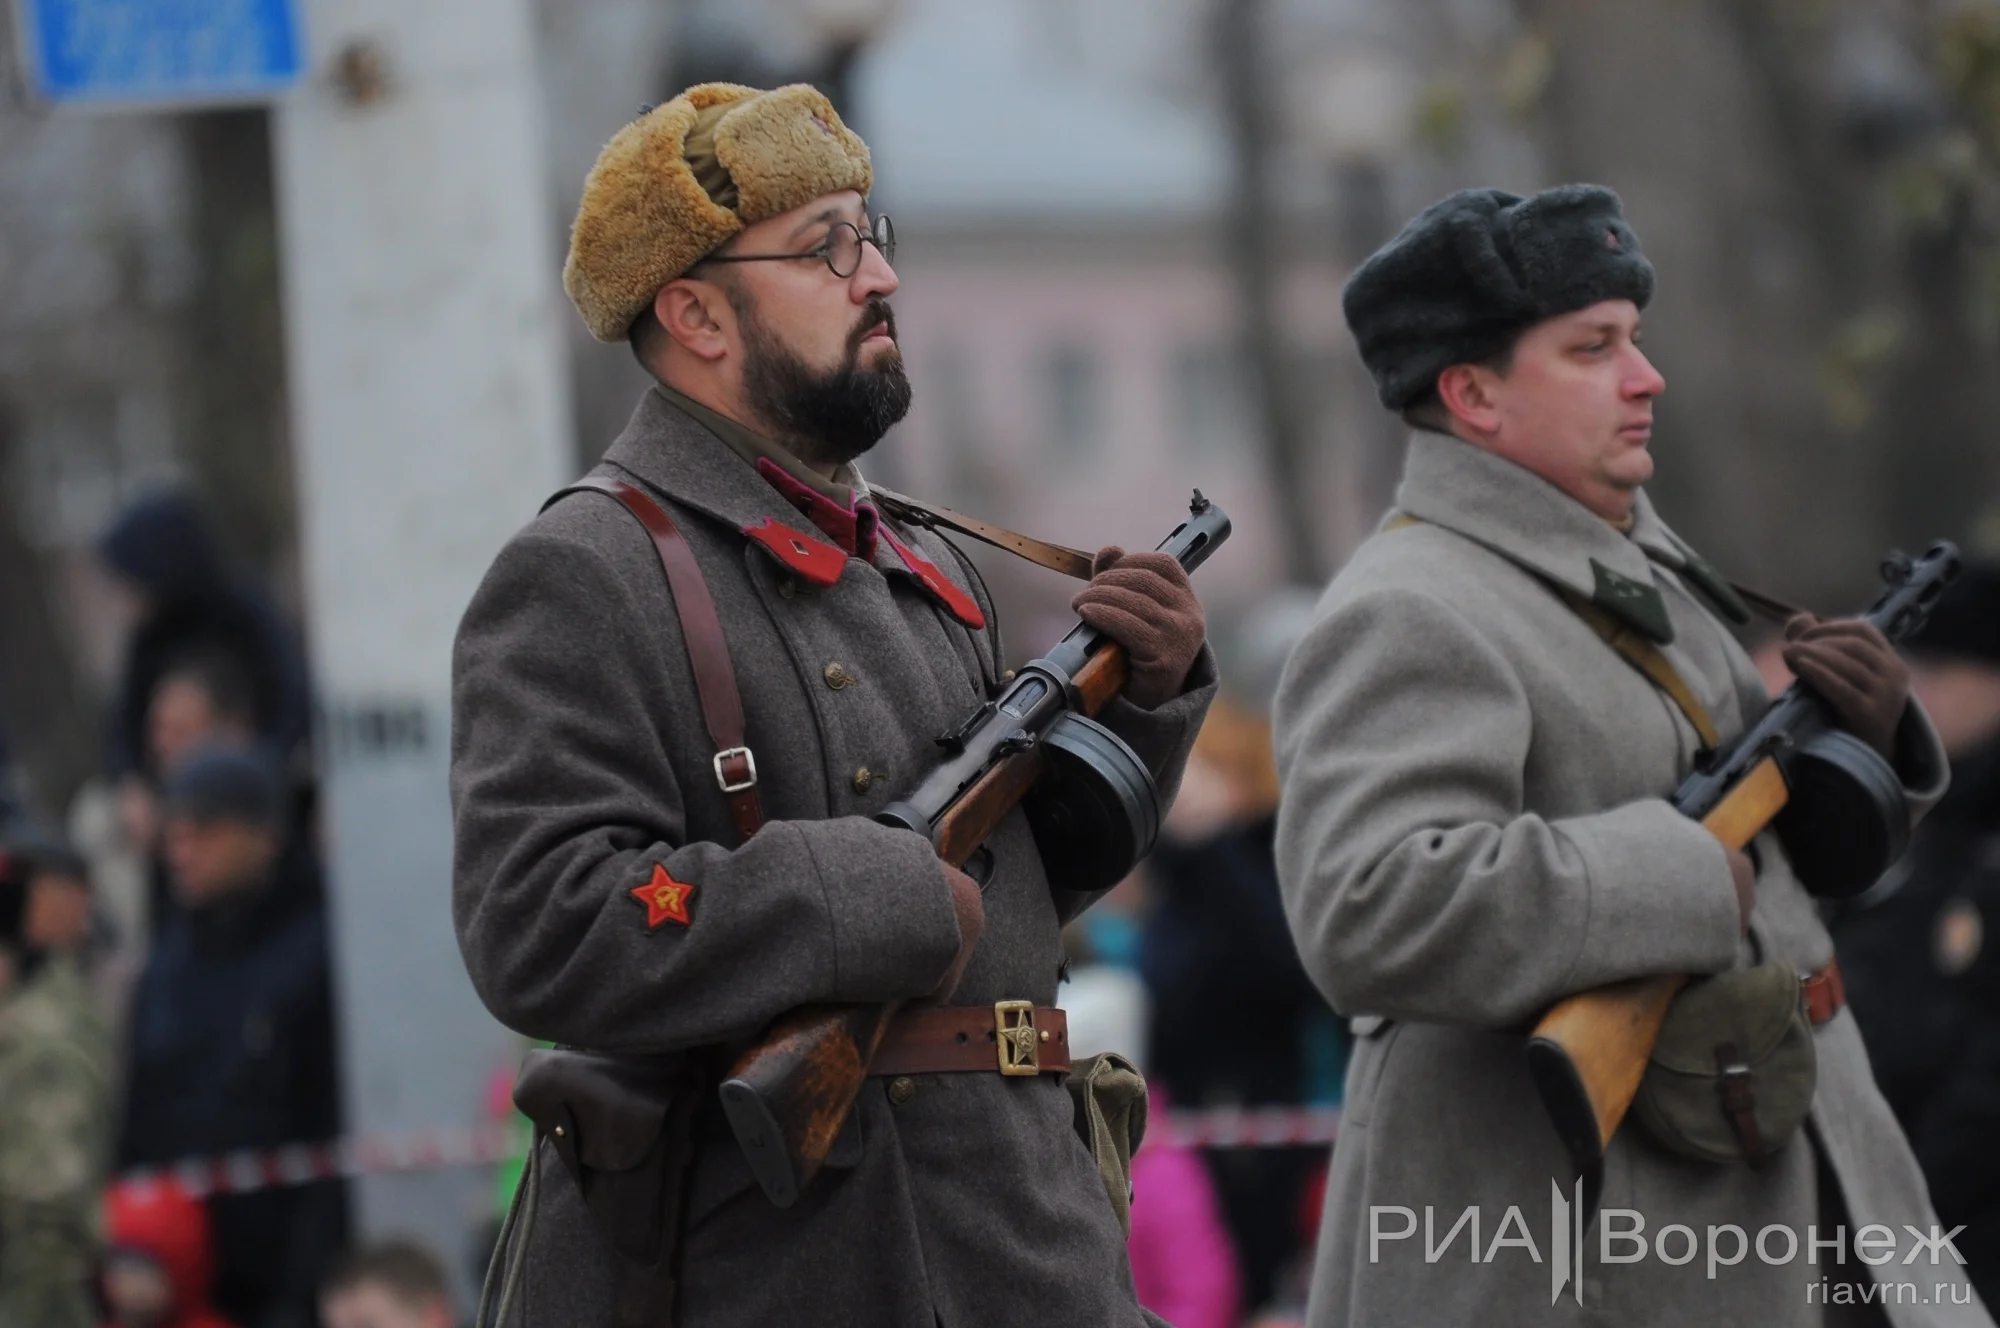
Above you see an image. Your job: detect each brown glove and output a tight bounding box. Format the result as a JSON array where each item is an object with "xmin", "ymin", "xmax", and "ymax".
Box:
[
  {"xmin": 927, "ymin": 864, "xmax": 985, "ymax": 1003},
  {"xmin": 1779, "ymin": 614, "xmax": 1910, "ymax": 761},
  {"xmin": 1071, "ymin": 546, "xmax": 1206, "ymax": 709}
]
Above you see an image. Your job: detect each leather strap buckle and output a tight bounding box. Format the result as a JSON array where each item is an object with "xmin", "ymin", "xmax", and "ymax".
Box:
[
  {"xmin": 551, "ymin": 475, "xmax": 767, "ymax": 847},
  {"xmin": 713, "ymin": 747, "xmax": 758, "ymax": 795},
  {"xmin": 994, "ymin": 1000, "xmax": 1041, "ymax": 1076},
  {"xmin": 1802, "ymin": 959, "xmax": 1845, "ymax": 1026}
]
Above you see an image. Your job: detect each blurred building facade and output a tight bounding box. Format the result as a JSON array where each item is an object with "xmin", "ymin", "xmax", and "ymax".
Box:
[{"xmin": 10, "ymin": 0, "xmax": 2000, "ymax": 807}]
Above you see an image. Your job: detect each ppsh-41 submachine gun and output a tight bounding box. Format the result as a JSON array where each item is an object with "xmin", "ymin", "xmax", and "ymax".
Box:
[
  {"xmin": 1528, "ymin": 541, "xmax": 1961, "ymax": 1214},
  {"xmin": 719, "ymin": 492, "xmax": 1232, "ymax": 1208}
]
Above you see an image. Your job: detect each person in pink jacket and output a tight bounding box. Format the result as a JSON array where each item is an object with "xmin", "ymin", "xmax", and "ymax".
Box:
[{"xmin": 1129, "ymin": 1087, "xmax": 1242, "ymax": 1328}]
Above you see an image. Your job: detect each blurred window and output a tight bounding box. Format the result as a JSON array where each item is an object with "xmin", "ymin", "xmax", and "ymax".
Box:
[
  {"xmin": 1044, "ymin": 346, "xmax": 1101, "ymax": 464},
  {"xmin": 932, "ymin": 345, "xmax": 983, "ymax": 500},
  {"xmin": 1173, "ymin": 347, "xmax": 1250, "ymax": 454}
]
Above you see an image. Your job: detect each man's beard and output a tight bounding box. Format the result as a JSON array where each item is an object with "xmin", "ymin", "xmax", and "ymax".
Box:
[{"xmin": 735, "ymin": 293, "xmax": 913, "ymax": 470}]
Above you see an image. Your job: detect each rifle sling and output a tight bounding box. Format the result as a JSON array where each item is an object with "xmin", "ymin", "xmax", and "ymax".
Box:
[
  {"xmin": 1386, "ymin": 513, "xmax": 1722, "ymax": 751},
  {"xmin": 1553, "ymin": 590, "xmax": 1722, "ymax": 752},
  {"xmin": 547, "ymin": 475, "xmax": 767, "ymax": 845},
  {"xmin": 1728, "ymin": 581, "xmax": 1806, "ymax": 626},
  {"xmin": 544, "ymin": 474, "xmax": 1092, "ymax": 845},
  {"xmin": 869, "ymin": 484, "xmax": 1097, "ymax": 581}
]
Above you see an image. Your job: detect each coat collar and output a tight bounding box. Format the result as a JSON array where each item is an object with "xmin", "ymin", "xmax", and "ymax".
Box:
[
  {"xmin": 597, "ymin": 389, "xmax": 985, "ymax": 627},
  {"xmin": 602, "ymin": 387, "xmax": 829, "ymax": 541},
  {"xmin": 1393, "ymin": 430, "xmax": 1687, "ymax": 642},
  {"xmin": 652, "ymin": 383, "xmax": 865, "ymax": 509}
]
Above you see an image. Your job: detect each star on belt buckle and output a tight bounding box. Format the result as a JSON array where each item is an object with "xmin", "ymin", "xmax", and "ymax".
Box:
[{"xmin": 994, "ymin": 1000, "xmax": 1040, "ymax": 1076}]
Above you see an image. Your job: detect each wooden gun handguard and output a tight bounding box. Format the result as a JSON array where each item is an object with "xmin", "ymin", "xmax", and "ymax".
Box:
[
  {"xmin": 1525, "ymin": 757, "xmax": 1790, "ymax": 1188},
  {"xmin": 719, "ymin": 646, "xmax": 1131, "ymax": 1207}
]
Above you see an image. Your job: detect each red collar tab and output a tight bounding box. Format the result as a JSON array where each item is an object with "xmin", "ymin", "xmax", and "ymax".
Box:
[
  {"xmin": 742, "ymin": 517, "xmax": 848, "ymax": 587},
  {"xmin": 631, "ymin": 862, "xmax": 694, "ymax": 928},
  {"xmin": 754, "ymin": 458, "xmax": 879, "ymax": 560},
  {"xmin": 879, "ymin": 525, "xmax": 987, "ymax": 629}
]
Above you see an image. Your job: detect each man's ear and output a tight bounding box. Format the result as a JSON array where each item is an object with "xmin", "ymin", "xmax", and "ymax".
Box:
[
  {"xmin": 654, "ymin": 279, "xmax": 732, "ymax": 363},
  {"xmin": 1435, "ymin": 363, "xmax": 1503, "ymax": 437}
]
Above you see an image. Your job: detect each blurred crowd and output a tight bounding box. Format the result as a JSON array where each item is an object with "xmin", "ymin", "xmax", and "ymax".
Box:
[
  {"xmin": 0, "ymin": 487, "xmax": 360, "ymax": 1328},
  {"xmin": 4, "ymin": 480, "xmax": 2000, "ymax": 1328},
  {"xmin": 1063, "ymin": 590, "xmax": 1344, "ymax": 1328}
]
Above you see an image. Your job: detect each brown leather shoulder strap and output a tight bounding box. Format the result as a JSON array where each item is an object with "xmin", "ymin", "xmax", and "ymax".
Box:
[
  {"xmin": 548, "ymin": 475, "xmax": 765, "ymax": 844},
  {"xmin": 1727, "ymin": 580, "xmax": 1805, "ymax": 625},
  {"xmin": 1386, "ymin": 511, "xmax": 1721, "ymax": 751},
  {"xmin": 869, "ymin": 484, "xmax": 1096, "ymax": 580}
]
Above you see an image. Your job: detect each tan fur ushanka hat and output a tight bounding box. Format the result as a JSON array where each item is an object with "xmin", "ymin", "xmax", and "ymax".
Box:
[{"xmin": 563, "ymin": 83, "xmax": 875, "ymax": 342}]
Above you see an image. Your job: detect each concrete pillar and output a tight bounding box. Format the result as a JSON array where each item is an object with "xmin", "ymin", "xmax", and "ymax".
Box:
[{"xmin": 271, "ymin": 0, "xmax": 571, "ymax": 1298}]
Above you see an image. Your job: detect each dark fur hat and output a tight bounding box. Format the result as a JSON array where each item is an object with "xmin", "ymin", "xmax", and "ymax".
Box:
[{"xmin": 1343, "ymin": 184, "xmax": 1656, "ymax": 411}]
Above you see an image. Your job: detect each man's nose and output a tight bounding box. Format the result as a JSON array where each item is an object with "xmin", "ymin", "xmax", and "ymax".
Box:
[
  {"xmin": 1625, "ymin": 347, "xmax": 1665, "ymax": 399},
  {"xmin": 851, "ymin": 240, "xmax": 899, "ymax": 300}
]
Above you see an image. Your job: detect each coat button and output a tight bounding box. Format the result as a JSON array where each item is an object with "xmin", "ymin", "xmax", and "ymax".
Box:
[
  {"xmin": 823, "ymin": 662, "xmax": 857, "ymax": 690},
  {"xmin": 778, "ymin": 577, "xmax": 797, "ymax": 599},
  {"xmin": 852, "ymin": 766, "xmax": 881, "ymax": 794},
  {"xmin": 887, "ymin": 1076, "xmax": 916, "ymax": 1105}
]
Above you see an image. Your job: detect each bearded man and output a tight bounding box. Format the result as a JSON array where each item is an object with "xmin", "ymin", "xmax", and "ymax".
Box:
[{"xmin": 450, "ymin": 84, "xmax": 1214, "ymax": 1327}]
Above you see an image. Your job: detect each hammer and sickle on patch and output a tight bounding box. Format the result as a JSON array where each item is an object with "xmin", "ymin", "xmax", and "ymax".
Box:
[{"xmin": 631, "ymin": 863, "xmax": 695, "ymax": 929}]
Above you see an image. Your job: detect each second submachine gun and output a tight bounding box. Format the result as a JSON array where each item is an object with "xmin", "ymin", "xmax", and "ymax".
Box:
[{"xmin": 1527, "ymin": 541, "xmax": 1961, "ymax": 1213}]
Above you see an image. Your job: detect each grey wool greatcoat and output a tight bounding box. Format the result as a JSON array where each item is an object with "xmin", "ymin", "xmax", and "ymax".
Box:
[
  {"xmin": 1273, "ymin": 431, "xmax": 1990, "ymax": 1328},
  {"xmin": 450, "ymin": 388, "xmax": 1214, "ymax": 1328}
]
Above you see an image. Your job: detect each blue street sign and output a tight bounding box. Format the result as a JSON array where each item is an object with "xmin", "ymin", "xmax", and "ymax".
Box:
[{"xmin": 16, "ymin": 0, "xmax": 305, "ymax": 107}]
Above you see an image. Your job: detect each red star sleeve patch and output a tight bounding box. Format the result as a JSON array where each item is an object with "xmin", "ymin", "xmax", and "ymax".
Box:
[{"xmin": 630, "ymin": 863, "xmax": 694, "ymax": 929}]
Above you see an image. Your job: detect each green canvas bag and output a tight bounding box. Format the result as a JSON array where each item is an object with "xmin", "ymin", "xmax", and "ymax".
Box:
[{"xmin": 1631, "ymin": 960, "xmax": 1817, "ymax": 1166}]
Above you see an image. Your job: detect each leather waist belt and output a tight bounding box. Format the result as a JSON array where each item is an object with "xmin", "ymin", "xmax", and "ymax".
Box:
[
  {"xmin": 868, "ymin": 1002, "xmax": 1071, "ymax": 1077},
  {"xmin": 1804, "ymin": 959, "xmax": 1845, "ymax": 1027}
]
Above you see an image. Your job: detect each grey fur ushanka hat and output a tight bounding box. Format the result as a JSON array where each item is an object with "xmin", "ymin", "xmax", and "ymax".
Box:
[{"xmin": 1343, "ymin": 184, "xmax": 1655, "ymax": 411}]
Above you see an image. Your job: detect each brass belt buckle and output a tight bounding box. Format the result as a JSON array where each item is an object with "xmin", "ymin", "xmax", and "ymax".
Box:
[{"xmin": 994, "ymin": 1000, "xmax": 1040, "ymax": 1076}]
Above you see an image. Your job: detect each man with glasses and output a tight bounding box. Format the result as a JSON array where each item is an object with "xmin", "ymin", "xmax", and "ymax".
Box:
[{"xmin": 451, "ymin": 84, "xmax": 1213, "ymax": 1327}]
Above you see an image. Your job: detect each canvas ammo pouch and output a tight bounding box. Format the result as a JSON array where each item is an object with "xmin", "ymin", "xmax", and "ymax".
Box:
[
  {"xmin": 1631, "ymin": 961, "xmax": 1816, "ymax": 1167},
  {"xmin": 509, "ymin": 1048, "xmax": 709, "ymax": 1327},
  {"xmin": 1066, "ymin": 1051, "xmax": 1149, "ymax": 1236}
]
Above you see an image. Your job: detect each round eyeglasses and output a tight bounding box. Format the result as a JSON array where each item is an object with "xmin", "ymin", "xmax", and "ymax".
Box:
[{"xmin": 698, "ymin": 214, "xmax": 896, "ymax": 280}]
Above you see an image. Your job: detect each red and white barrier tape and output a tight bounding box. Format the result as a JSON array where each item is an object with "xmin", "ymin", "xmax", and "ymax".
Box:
[
  {"xmin": 119, "ymin": 1122, "xmax": 518, "ymax": 1199},
  {"xmin": 120, "ymin": 1106, "xmax": 1341, "ymax": 1199}
]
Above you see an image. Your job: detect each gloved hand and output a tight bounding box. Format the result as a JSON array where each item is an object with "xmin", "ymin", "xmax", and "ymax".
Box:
[
  {"xmin": 1780, "ymin": 614, "xmax": 1910, "ymax": 761},
  {"xmin": 927, "ymin": 864, "xmax": 985, "ymax": 1003},
  {"xmin": 1071, "ymin": 546, "xmax": 1206, "ymax": 709}
]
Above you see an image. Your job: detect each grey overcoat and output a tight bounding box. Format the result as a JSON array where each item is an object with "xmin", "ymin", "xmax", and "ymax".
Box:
[
  {"xmin": 450, "ymin": 388, "xmax": 1213, "ymax": 1327},
  {"xmin": 1273, "ymin": 431, "xmax": 1988, "ymax": 1327}
]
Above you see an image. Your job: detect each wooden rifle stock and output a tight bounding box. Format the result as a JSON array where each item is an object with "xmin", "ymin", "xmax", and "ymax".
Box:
[
  {"xmin": 717, "ymin": 647, "xmax": 1131, "ymax": 1207},
  {"xmin": 1524, "ymin": 756, "xmax": 1791, "ymax": 1204}
]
